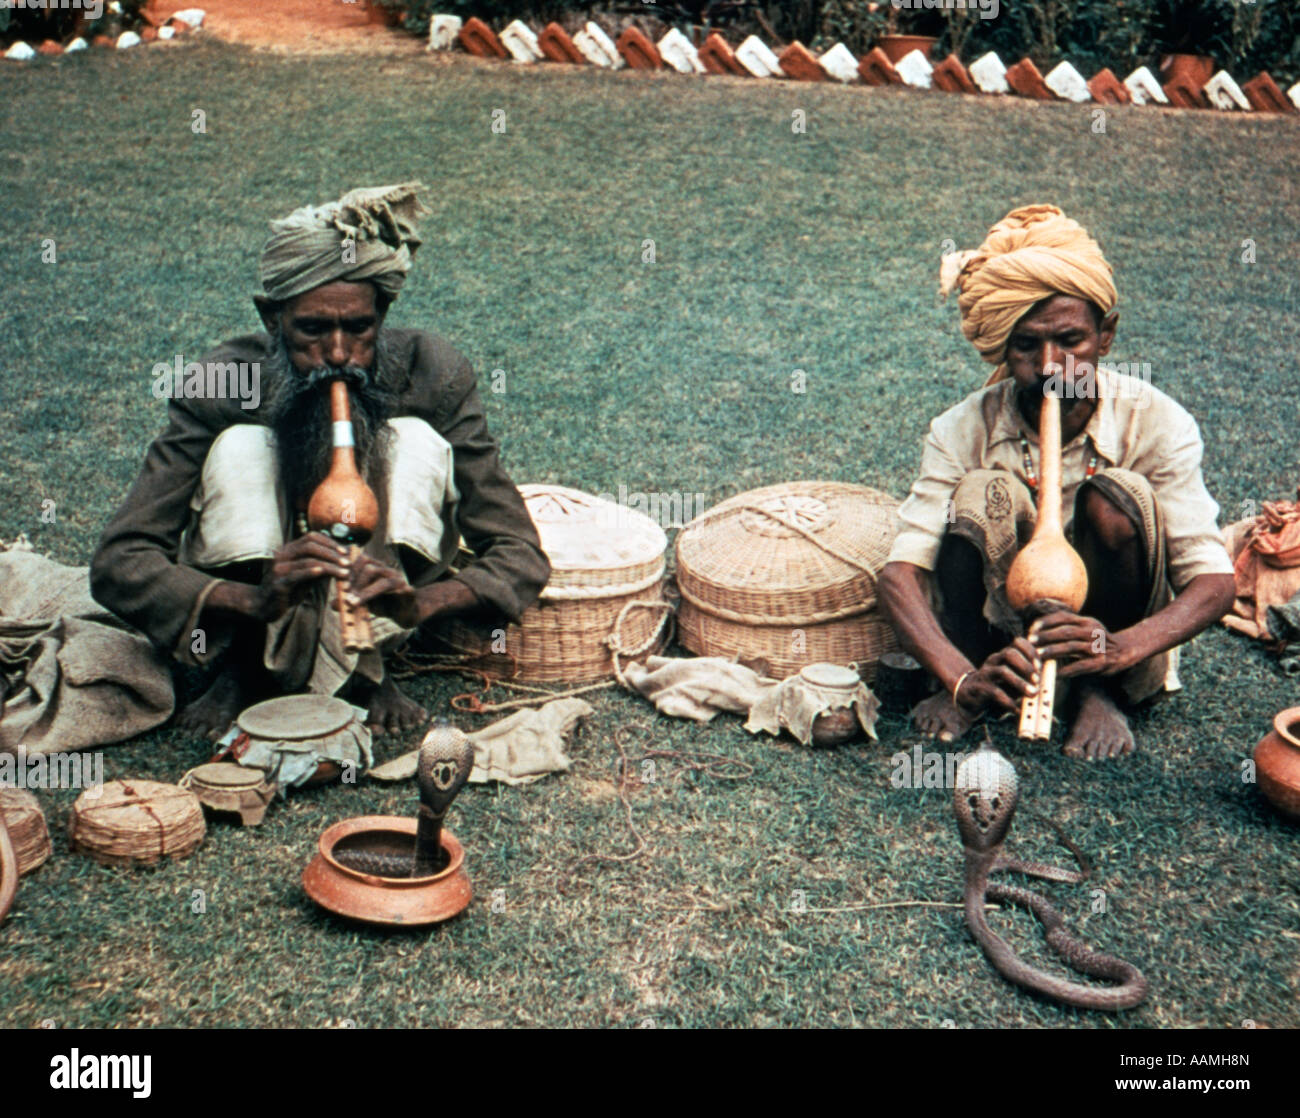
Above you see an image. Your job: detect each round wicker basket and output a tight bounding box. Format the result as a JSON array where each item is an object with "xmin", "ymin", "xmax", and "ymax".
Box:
[
  {"xmin": 442, "ymin": 484, "xmax": 671, "ymax": 683},
  {"xmin": 68, "ymin": 780, "xmax": 205, "ymax": 867},
  {"xmin": 676, "ymin": 481, "xmax": 901, "ymax": 679},
  {"xmin": 0, "ymin": 787, "xmax": 52, "ymax": 875}
]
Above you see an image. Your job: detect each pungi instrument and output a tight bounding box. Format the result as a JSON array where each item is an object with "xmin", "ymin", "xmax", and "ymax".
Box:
[
  {"xmin": 306, "ymin": 379, "xmax": 379, "ymax": 652},
  {"xmin": 1003, "ymin": 388, "xmax": 1088, "ymax": 740}
]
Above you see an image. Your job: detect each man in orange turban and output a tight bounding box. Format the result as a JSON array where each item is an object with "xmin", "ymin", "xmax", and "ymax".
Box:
[{"xmin": 879, "ymin": 205, "xmax": 1235, "ymax": 760}]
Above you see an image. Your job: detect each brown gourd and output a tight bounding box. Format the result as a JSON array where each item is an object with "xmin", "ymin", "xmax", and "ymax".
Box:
[
  {"xmin": 307, "ymin": 379, "xmax": 379, "ymax": 652},
  {"xmin": 1004, "ymin": 389, "xmax": 1088, "ymax": 740}
]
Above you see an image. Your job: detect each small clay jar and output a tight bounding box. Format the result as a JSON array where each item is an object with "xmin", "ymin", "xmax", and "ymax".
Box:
[
  {"xmin": 1254, "ymin": 706, "xmax": 1300, "ymax": 820},
  {"xmin": 873, "ymin": 651, "xmax": 929, "ymax": 714},
  {"xmin": 804, "ymin": 663, "xmax": 868, "ymax": 748}
]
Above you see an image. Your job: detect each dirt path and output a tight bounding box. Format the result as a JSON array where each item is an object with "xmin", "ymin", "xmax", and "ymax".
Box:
[{"xmin": 146, "ymin": 0, "xmax": 421, "ymax": 53}]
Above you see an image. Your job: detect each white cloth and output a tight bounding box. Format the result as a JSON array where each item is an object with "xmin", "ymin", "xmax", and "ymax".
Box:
[{"xmin": 622, "ymin": 656, "xmax": 778, "ymax": 722}]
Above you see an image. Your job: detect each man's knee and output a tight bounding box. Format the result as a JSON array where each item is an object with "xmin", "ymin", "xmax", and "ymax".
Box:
[{"xmin": 1080, "ymin": 483, "xmax": 1139, "ymax": 552}]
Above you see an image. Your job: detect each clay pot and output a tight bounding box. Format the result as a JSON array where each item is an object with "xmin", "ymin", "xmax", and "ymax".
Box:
[
  {"xmin": 366, "ymin": 2, "xmax": 405, "ymax": 27},
  {"xmin": 802, "ymin": 662, "xmax": 869, "ymax": 748},
  {"xmin": 1159, "ymin": 53, "xmax": 1215, "ymax": 89},
  {"xmin": 877, "ymin": 35, "xmax": 939, "ymax": 65},
  {"xmin": 810, "ymin": 708, "xmax": 863, "ymax": 747},
  {"xmin": 302, "ymin": 816, "xmax": 472, "ymax": 926},
  {"xmin": 874, "ymin": 651, "xmax": 929, "ymax": 714},
  {"xmin": 1254, "ymin": 707, "xmax": 1300, "ymax": 820}
]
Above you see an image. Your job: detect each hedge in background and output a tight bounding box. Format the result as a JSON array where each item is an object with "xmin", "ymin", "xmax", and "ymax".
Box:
[{"xmin": 390, "ymin": 0, "xmax": 1300, "ymax": 86}]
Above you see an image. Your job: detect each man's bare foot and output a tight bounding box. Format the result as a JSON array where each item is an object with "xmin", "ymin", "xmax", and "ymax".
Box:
[
  {"xmin": 355, "ymin": 673, "xmax": 427, "ymax": 737},
  {"xmin": 1063, "ymin": 683, "xmax": 1134, "ymax": 761},
  {"xmin": 176, "ymin": 665, "xmax": 265, "ymax": 742},
  {"xmin": 911, "ymin": 690, "xmax": 976, "ymax": 743}
]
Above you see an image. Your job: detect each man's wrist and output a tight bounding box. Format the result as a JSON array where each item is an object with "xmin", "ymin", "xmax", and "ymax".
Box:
[
  {"xmin": 414, "ymin": 580, "xmax": 477, "ymax": 626},
  {"xmin": 204, "ymin": 579, "xmax": 266, "ymax": 622}
]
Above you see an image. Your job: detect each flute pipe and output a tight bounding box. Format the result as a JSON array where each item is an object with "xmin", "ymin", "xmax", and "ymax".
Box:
[
  {"xmin": 1036, "ymin": 388, "xmax": 1064, "ymax": 534},
  {"xmin": 337, "ymin": 545, "xmax": 375, "ymax": 653}
]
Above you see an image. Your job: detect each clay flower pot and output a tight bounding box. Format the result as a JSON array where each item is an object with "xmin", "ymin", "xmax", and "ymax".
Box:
[
  {"xmin": 877, "ymin": 35, "xmax": 938, "ymax": 65},
  {"xmin": 366, "ymin": 1, "xmax": 405, "ymax": 27},
  {"xmin": 302, "ymin": 815, "xmax": 472, "ymax": 927},
  {"xmin": 1254, "ymin": 707, "xmax": 1300, "ymax": 820},
  {"xmin": 1159, "ymin": 53, "xmax": 1215, "ymax": 89}
]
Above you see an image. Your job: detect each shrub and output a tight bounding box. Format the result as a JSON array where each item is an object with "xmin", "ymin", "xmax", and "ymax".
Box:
[{"xmin": 0, "ymin": 0, "xmax": 148, "ymax": 45}]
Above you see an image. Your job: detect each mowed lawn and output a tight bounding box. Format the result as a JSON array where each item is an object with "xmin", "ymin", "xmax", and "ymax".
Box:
[{"xmin": 0, "ymin": 38, "xmax": 1298, "ymax": 1028}]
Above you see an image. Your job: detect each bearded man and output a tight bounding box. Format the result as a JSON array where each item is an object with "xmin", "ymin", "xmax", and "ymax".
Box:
[
  {"xmin": 878, "ymin": 205, "xmax": 1235, "ymax": 760},
  {"xmin": 90, "ymin": 184, "xmax": 549, "ymax": 738}
]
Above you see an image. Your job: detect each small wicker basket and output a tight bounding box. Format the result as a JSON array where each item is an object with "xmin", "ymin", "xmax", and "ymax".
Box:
[
  {"xmin": 442, "ymin": 484, "xmax": 672, "ymax": 683},
  {"xmin": 0, "ymin": 788, "xmax": 52, "ymax": 875},
  {"xmin": 68, "ymin": 780, "xmax": 205, "ymax": 867},
  {"xmin": 676, "ymin": 481, "xmax": 901, "ymax": 680}
]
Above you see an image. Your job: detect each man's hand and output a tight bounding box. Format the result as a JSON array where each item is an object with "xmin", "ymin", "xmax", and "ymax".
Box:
[
  {"xmin": 1029, "ymin": 610, "xmax": 1141, "ymax": 679},
  {"xmin": 957, "ymin": 637, "xmax": 1042, "ymax": 715},
  {"xmin": 254, "ymin": 534, "xmax": 352, "ymax": 623},
  {"xmin": 347, "ymin": 555, "xmax": 481, "ymax": 629},
  {"xmin": 348, "ymin": 553, "xmax": 423, "ymax": 629}
]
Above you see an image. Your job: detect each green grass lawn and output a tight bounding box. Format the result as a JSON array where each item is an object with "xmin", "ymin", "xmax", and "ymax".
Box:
[{"xmin": 1, "ymin": 39, "xmax": 1298, "ymax": 1028}]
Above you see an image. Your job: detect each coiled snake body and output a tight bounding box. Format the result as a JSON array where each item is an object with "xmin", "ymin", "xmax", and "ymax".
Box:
[{"xmin": 953, "ymin": 747, "xmax": 1148, "ymax": 1011}]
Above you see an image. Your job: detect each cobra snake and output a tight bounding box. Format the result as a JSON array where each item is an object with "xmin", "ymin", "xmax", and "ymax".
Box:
[
  {"xmin": 953, "ymin": 746, "xmax": 1148, "ymax": 1011},
  {"xmin": 332, "ymin": 722, "xmax": 474, "ymax": 879}
]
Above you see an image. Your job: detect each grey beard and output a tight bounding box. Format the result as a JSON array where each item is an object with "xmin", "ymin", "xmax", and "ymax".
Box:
[{"xmin": 261, "ymin": 336, "xmax": 397, "ymax": 515}]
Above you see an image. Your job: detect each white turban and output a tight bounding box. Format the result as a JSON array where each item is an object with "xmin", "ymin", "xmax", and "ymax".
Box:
[{"xmin": 939, "ymin": 204, "xmax": 1118, "ymax": 385}]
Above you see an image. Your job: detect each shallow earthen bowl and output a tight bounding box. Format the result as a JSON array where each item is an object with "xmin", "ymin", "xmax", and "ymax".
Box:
[{"xmin": 302, "ymin": 816, "xmax": 472, "ymax": 927}]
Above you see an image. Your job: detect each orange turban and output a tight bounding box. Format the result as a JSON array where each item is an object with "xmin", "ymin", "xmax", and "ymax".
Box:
[{"xmin": 939, "ymin": 204, "xmax": 1118, "ymax": 386}]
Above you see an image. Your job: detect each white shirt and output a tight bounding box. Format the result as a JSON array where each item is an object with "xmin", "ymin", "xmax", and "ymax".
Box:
[{"xmin": 887, "ymin": 369, "xmax": 1234, "ymax": 590}]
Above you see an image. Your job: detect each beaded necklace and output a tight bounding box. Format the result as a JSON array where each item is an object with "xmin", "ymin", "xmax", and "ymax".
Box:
[{"xmin": 1019, "ymin": 433, "xmax": 1100, "ymax": 491}]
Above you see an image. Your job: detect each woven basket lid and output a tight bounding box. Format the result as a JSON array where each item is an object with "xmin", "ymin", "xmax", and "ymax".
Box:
[
  {"xmin": 520, "ymin": 484, "xmax": 667, "ymax": 599},
  {"xmin": 184, "ymin": 762, "xmax": 271, "ymax": 790},
  {"xmin": 676, "ymin": 481, "xmax": 901, "ymax": 626},
  {"xmin": 0, "ymin": 787, "xmax": 51, "ymax": 875},
  {"xmin": 69, "ymin": 779, "xmax": 205, "ymax": 865},
  {"xmin": 238, "ymin": 695, "xmax": 355, "ymax": 741}
]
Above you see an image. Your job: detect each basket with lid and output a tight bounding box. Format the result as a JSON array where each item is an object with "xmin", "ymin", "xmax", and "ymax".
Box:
[
  {"xmin": 676, "ymin": 481, "xmax": 901, "ymax": 680},
  {"xmin": 442, "ymin": 484, "xmax": 671, "ymax": 683}
]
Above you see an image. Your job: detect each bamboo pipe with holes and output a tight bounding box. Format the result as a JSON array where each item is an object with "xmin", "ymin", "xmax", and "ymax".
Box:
[
  {"xmin": 306, "ymin": 379, "xmax": 380, "ymax": 653},
  {"xmin": 1003, "ymin": 388, "xmax": 1089, "ymax": 740}
]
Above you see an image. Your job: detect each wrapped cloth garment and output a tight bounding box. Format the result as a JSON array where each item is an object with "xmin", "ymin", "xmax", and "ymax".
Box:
[
  {"xmin": 621, "ymin": 655, "xmax": 778, "ymax": 722},
  {"xmin": 368, "ymin": 697, "xmax": 593, "ymax": 786},
  {"xmin": 1220, "ymin": 498, "xmax": 1300, "ymax": 644},
  {"xmin": 745, "ymin": 668, "xmax": 880, "ymax": 746},
  {"xmin": 942, "ymin": 466, "xmax": 1183, "ymax": 705},
  {"xmin": 177, "ymin": 417, "xmax": 460, "ymax": 696},
  {"xmin": 0, "ymin": 543, "xmax": 174, "ymax": 755}
]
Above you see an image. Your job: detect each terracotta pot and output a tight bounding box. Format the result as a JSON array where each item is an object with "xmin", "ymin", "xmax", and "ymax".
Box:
[
  {"xmin": 877, "ymin": 35, "xmax": 939, "ymax": 65},
  {"xmin": 1159, "ymin": 53, "xmax": 1215, "ymax": 89},
  {"xmin": 366, "ymin": 2, "xmax": 404, "ymax": 27},
  {"xmin": 302, "ymin": 816, "xmax": 472, "ymax": 926},
  {"xmin": 1254, "ymin": 707, "xmax": 1300, "ymax": 820},
  {"xmin": 810, "ymin": 708, "xmax": 864, "ymax": 747}
]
